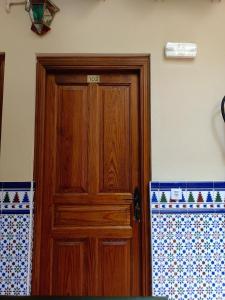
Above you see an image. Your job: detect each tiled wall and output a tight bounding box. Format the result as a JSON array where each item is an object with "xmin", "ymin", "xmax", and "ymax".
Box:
[
  {"xmin": 0, "ymin": 182, "xmax": 34, "ymax": 295},
  {"xmin": 1, "ymin": 180, "xmax": 225, "ymax": 299},
  {"xmin": 150, "ymin": 182, "xmax": 225, "ymax": 300}
]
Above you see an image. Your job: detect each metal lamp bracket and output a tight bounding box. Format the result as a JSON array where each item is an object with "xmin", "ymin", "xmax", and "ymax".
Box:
[
  {"xmin": 6, "ymin": 0, "xmax": 105, "ymax": 13},
  {"xmin": 6, "ymin": 0, "xmax": 26, "ymax": 13}
]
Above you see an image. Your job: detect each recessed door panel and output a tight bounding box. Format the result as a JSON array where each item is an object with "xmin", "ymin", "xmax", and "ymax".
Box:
[
  {"xmin": 52, "ymin": 239, "xmax": 89, "ymax": 295},
  {"xmin": 54, "ymin": 204, "xmax": 131, "ymax": 227},
  {"xmin": 56, "ymin": 86, "xmax": 89, "ymax": 193},
  {"xmin": 98, "ymin": 239, "xmax": 131, "ymax": 296},
  {"xmin": 99, "ymin": 86, "xmax": 130, "ymax": 193}
]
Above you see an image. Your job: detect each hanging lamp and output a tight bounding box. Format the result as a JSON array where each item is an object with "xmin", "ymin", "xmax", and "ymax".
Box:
[{"xmin": 25, "ymin": 0, "xmax": 60, "ymax": 35}]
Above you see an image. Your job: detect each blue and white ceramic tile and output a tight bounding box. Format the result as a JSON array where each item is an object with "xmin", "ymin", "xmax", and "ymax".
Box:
[
  {"xmin": 2, "ymin": 180, "xmax": 225, "ymax": 298},
  {"xmin": 0, "ymin": 182, "xmax": 34, "ymax": 296},
  {"xmin": 150, "ymin": 181, "xmax": 225, "ymax": 300}
]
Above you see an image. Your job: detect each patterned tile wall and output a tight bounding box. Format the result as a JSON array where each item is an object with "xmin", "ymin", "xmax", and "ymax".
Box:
[
  {"xmin": 0, "ymin": 182, "xmax": 34, "ymax": 296},
  {"xmin": 150, "ymin": 182, "xmax": 225, "ymax": 300},
  {"xmin": 1, "ymin": 180, "xmax": 225, "ymax": 298}
]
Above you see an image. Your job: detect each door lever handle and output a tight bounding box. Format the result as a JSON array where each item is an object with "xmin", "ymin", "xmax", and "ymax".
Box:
[
  {"xmin": 221, "ymin": 96, "xmax": 225, "ymax": 123},
  {"xmin": 134, "ymin": 187, "xmax": 141, "ymax": 222}
]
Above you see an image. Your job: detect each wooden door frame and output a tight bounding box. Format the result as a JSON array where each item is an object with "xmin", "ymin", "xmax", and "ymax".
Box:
[
  {"xmin": 0, "ymin": 53, "xmax": 5, "ymax": 150},
  {"xmin": 32, "ymin": 55, "xmax": 151, "ymax": 296}
]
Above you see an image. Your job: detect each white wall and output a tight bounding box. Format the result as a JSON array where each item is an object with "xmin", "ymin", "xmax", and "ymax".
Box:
[{"xmin": 0, "ymin": 0, "xmax": 225, "ymax": 181}]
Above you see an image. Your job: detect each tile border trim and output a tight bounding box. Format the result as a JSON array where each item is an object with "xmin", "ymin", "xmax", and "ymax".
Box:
[{"xmin": 150, "ymin": 181, "xmax": 225, "ymax": 214}]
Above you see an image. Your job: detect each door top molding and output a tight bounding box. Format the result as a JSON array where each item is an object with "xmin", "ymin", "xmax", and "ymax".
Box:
[{"xmin": 36, "ymin": 54, "xmax": 150, "ymax": 71}]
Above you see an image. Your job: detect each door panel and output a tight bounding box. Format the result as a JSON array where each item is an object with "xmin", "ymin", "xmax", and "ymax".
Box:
[
  {"xmin": 99, "ymin": 86, "xmax": 130, "ymax": 193},
  {"xmin": 52, "ymin": 239, "xmax": 89, "ymax": 295},
  {"xmin": 56, "ymin": 85, "xmax": 89, "ymax": 193},
  {"xmin": 98, "ymin": 239, "xmax": 131, "ymax": 296},
  {"xmin": 54, "ymin": 204, "xmax": 131, "ymax": 227},
  {"xmin": 33, "ymin": 56, "xmax": 150, "ymax": 296}
]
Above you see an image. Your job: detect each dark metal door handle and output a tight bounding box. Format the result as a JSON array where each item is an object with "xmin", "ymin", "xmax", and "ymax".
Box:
[
  {"xmin": 221, "ymin": 96, "xmax": 225, "ymax": 122},
  {"xmin": 134, "ymin": 187, "xmax": 141, "ymax": 222}
]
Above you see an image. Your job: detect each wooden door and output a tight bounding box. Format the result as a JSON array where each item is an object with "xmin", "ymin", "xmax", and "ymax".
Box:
[{"xmin": 32, "ymin": 55, "xmax": 151, "ymax": 296}]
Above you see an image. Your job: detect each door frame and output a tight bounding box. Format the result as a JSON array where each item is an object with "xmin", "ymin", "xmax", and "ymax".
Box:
[
  {"xmin": 32, "ymin": 55, "xmax": 151, "ymax": 295},
  {"xmin": 0, "ymin": 53, "xmax": 5, "ymax": 150}
]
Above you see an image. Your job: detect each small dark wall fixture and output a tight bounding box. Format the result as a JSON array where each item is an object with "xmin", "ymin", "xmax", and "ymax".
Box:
[
  {"xmin": 221, "ymin": 96, "xmax": 225, "ymax": 122},
  {"xmin": 0, "ymin": 53, "xmax": 5, "ymax": 150}
]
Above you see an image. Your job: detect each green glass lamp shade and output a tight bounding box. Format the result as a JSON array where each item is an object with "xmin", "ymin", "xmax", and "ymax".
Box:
[
  {"xmin": 25, "ymin": 0, "xmax": 59, "ymax": 35},
  {"xmin": 31, "ymin": 4, "xmax": 44, "ymax": 23}
]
